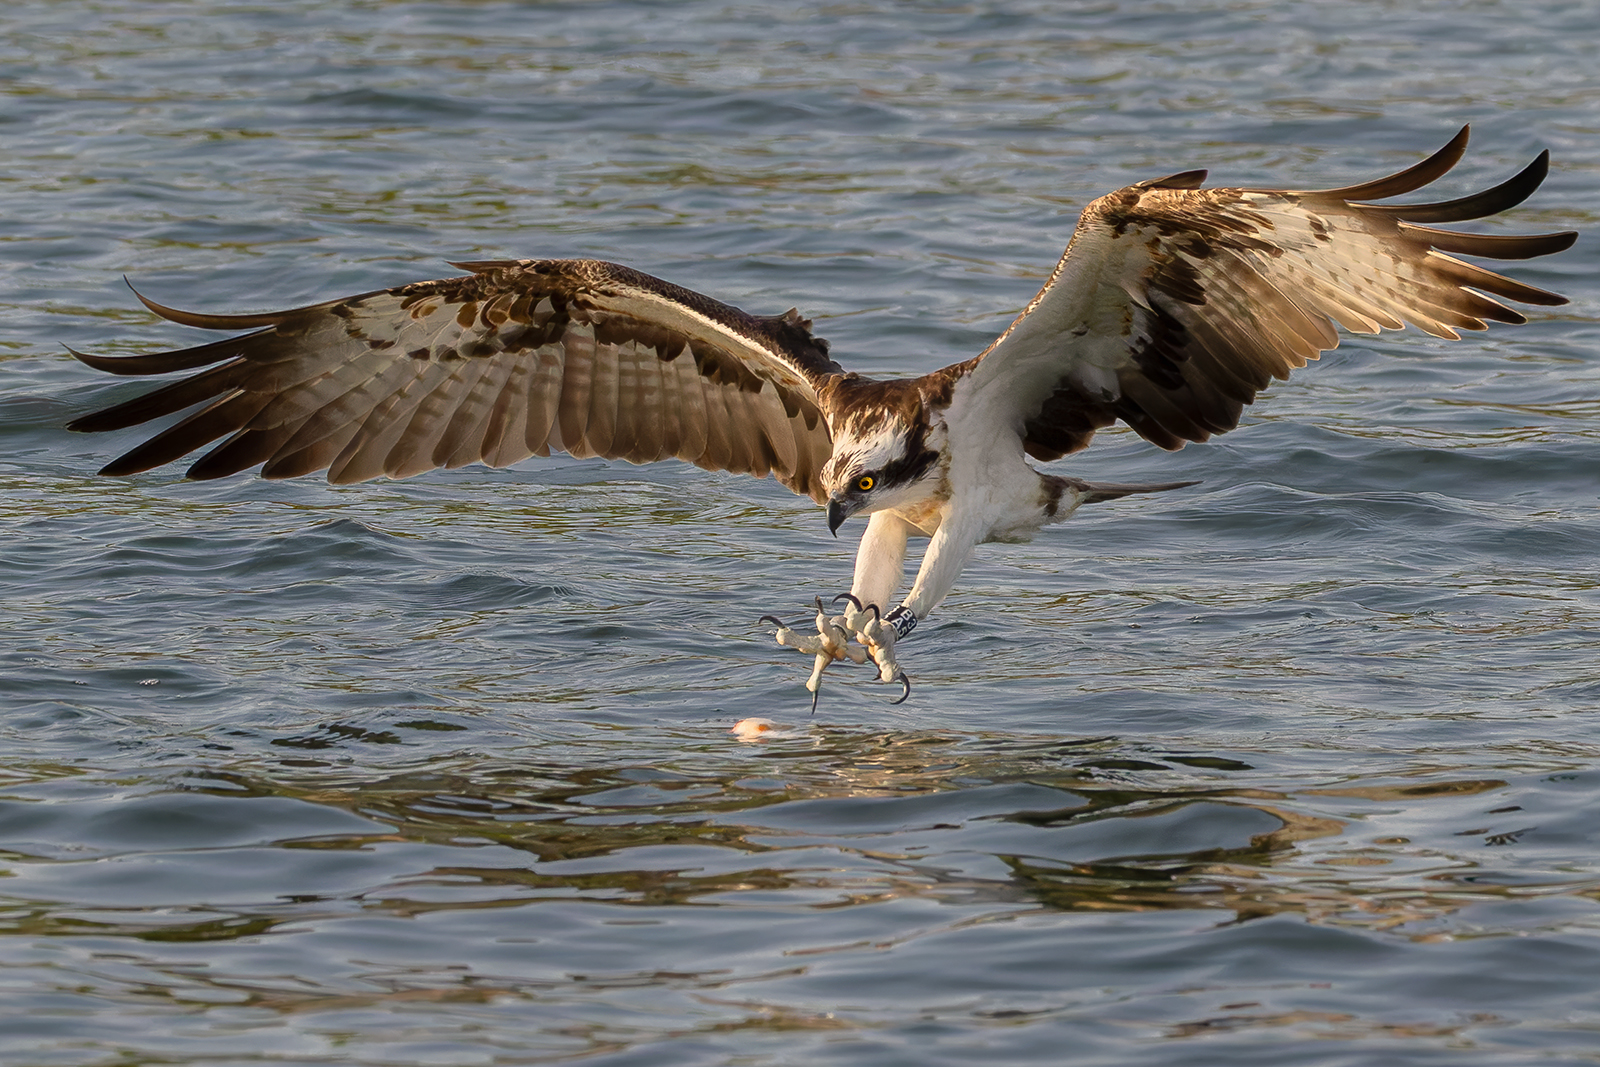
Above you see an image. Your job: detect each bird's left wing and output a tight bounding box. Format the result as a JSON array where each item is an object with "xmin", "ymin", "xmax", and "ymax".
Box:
[
  {"xmin": 67, "ymin": 259, "xmax": 844, "ymax": 501},
  {"xmin": 962, "ymin": 127, "xmax": 1577, "ymax": 460}
]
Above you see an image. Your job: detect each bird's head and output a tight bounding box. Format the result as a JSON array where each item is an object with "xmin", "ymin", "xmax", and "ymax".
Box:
[{"xmin": 820, "ymin": 414, "xmax": 943, "ymax": 536}]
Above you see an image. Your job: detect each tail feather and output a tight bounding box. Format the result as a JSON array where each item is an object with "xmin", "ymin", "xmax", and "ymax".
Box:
[{"xmin": 1066, "ymin": 477, "xmax": 1200, "ymax": 505}]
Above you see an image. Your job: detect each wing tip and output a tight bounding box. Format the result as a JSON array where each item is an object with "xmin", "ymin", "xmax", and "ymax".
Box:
[
  {"xmin": 63, "ymin": 344, "xmax": 132, "ymax": 375},
  {"xmin": 1356, "ymin": 144, "xmax": 1560, "ymax": 223},
  {"xmin": 95, "ymin": 453, "xmax": 150, "ymax": 477},
  {"xmin": 1306, "ymin": 125, "xmax": 1471, "ymax": 201},
  {"xmin": 125, "ymin": 279, "xmax": 279, "ymax": 330}
]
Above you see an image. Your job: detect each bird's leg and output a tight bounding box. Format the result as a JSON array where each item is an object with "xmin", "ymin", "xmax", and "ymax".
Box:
[
  {"xmin": 837, "ymin": 509, "xmax": 978, "ymax": 704},
  {"xmin": 763, "ymin": 597, "xmax": 868, "ymax": 710}
]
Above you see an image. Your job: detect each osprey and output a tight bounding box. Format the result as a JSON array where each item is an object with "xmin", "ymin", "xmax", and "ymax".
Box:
[{"xmin": 66, "ymin": 128, "xmax": 1574, "ymax": 706}]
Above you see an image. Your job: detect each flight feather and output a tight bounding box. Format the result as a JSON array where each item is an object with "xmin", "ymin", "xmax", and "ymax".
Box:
[
  {"xmin": 965, "ymin": 125, "xmax": 1576, "ymax": 460},
  {"xmin": 68, "ymin": 259, "xmax": 841, "ymax": 501}
]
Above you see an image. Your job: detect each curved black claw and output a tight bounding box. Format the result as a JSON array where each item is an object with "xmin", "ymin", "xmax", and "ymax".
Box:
[
  {"xmin": 889, "ymin": 672, "xmax": 911, "ymax": 705},
  {"xmin": 758, "ymin": 614, "xmax": 788, "ymax": 629},
  {"xmin": 831, "ymin": 593, "xmax": 879, "ymax": 620}
]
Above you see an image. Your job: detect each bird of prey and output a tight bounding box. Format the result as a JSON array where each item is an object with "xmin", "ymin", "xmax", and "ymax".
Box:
[{"xmin": 65, "ymin": 127, "xmax": 1575, "ymax": 706}]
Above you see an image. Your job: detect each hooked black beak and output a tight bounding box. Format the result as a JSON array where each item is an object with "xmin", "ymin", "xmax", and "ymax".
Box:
[{"xmin": 827, "ymin": 498, "xmax": 848, "ymax": 537}]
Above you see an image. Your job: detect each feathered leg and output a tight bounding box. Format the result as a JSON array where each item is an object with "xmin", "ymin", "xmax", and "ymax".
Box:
[{"xmin": 852, "ymin": 510, "xmax": 982, "ymax": 690}]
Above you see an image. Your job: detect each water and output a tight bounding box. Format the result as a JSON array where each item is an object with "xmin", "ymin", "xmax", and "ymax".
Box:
[{"xmin": 3, "ymin": 1, "xmax": 1599, "ymax": 1063}]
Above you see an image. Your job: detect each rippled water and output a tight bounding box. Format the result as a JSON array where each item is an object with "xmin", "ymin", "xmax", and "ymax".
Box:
[{"xmin": 3, "ymin": 2, "xmax": 1599, "ymax": 1064}]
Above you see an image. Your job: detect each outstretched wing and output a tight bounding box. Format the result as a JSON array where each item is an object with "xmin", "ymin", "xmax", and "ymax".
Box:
[
  {"xmin": 963, "ymin": 127, "xmax": 1577, "ymax": 460},
  {"xmin": 68, "ymin": 259, "xmax": 843, "ymax": 501}
]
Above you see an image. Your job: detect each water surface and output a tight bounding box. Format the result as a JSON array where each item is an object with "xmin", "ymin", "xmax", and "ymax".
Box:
[{"xmin": 3, "ymin": 2, "xmax": 1600, "ymax": 1064}]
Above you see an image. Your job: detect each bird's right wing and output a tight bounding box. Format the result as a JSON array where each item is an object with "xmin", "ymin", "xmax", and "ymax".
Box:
[{"xmin": 68, "ymin": 259, "xmax": 843, "ymax": 502}]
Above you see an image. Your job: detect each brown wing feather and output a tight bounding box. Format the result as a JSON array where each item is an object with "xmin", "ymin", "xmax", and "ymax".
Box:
[
  {"xmin": 68, "ymin": 260, "xmax": 842, "ymax": 502},
  {"xmin": 965, "ymin": 126, "xmax": 1576, "ymax": 461}
]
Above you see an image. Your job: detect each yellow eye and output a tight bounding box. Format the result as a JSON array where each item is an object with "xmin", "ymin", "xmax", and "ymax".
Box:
[{"xmin": 855, "ymin": 475, "xmax": 875, "ymax": 492}]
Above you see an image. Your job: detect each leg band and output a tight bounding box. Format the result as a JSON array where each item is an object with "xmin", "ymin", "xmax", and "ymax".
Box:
[{"xmin": 884, "ymin": 606, "xmax": 918, "ymax": 639}]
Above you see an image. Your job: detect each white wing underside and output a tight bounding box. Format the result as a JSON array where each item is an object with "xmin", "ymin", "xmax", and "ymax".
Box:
[{"xmin": 965, "ymin": 127, "xmax": 1574, "ymax": 457}]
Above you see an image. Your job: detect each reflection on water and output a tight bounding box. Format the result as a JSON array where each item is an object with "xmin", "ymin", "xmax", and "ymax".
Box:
[
  {"xmin": 3, "ymin": 724, "xmax": 1600, "ymax": 1060},
  {"xmin": 3, "ymin": 732, "xmax": 1585, "ymax": 940}
]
